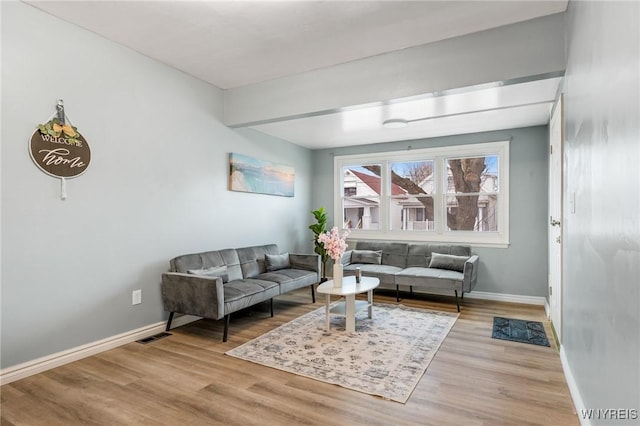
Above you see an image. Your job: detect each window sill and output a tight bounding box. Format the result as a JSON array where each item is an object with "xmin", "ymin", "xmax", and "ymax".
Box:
[{"xmin": 346, "ymin": 230, "xmax": 510, "ymax": 248}]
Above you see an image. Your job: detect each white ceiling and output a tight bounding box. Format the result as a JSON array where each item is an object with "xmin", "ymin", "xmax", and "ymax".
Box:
[{"xmin": 26, "ymin": 0, "xmax": 568, "ymax": 149}]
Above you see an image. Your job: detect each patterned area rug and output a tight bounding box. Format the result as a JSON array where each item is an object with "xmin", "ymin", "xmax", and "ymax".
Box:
[
  {"xmin": 226, "ymin": 303, "xmax": 458, "ymax": 403},
  {"xmin": 492, "ymin": 317, "xmax": 550, "ymax": 346}
]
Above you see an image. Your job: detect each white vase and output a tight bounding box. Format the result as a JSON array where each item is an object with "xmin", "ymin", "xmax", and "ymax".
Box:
[{"xmin": 333, "ymin": 263, "xmax": 343, "ymax": 288}]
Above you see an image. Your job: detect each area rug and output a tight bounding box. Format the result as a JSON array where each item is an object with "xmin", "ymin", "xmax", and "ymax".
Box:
[
  {"xmin": 226, "ymin": 303, "xmax": 458, "ymax": 403},
  {"xmin": 492, "ymin": 317, "xmax": 550, "ymax": 346}
]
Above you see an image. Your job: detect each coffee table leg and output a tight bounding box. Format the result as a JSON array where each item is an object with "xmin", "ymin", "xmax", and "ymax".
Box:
[
  {"xmin": 368, "ymin": 289, "xmax": 373, "ymax": 319},
  {"xmin": 345, "ymin": 294, "xmax": 355, "ymax": 332},
  {"xmin": 325, "ymin": 294, "xmax": 330, "ymax": 332}
]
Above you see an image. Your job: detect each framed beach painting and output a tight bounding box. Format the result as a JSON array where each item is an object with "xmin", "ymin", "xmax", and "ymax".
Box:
[{"xmin": 229, "ymin": 153, "xmax": 295, "ymax": 197}]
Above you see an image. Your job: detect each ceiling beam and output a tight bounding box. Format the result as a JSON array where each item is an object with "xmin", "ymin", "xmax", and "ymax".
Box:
[{"xmin": 224, "ymin": 13, "xmax": 565, "ymax": 127}]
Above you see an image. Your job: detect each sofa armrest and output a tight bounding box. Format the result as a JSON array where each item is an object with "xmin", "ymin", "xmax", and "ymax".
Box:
[
  {"xmin": 289, "ymin": 253, "xmax": 321, "ymax": 282},
  {"xmin": 161, "ymin": 272, "xmax": 225, "ymax": 320},
  {"xmin": 463, "ymin": 255, "xmax": 480, "ymax": 292}
]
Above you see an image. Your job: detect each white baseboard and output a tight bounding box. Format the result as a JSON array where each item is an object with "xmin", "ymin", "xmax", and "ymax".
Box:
[
  {"xmin": 464, "ymin": 290, "xmax": 547, "ymax": 306},
  {"xmin": 560, "ymin": 345, "xmax": 590, "ymax": 426},
  {"xmin": 0, "ymin": 314, "xmax": 200, "ymax": 385},
  {"xmin": 401, "ymin": 287, "xmax": 547, "ymax": 306},
  {"xmin": 0, "ymin": 291, "xmax": 546, "ymax": 386}
]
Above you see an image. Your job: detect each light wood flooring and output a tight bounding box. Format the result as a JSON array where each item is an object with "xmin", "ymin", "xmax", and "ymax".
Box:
[{"xmin": 1, "ymin": 288, "xmax": 578, "ymax": 425}]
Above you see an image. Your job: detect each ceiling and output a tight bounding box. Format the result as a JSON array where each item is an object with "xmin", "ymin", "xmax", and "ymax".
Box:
[
  {"xmin": 26, "ymin": 1, "xmax": 568, "ymax": 149},
  {"xmin": 250, "ymin": 76, "xmax": 564, "ymax": 148}
]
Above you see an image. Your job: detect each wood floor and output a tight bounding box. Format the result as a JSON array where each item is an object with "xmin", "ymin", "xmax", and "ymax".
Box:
[{"xmin": 1, "ymin": 289, "xmax": 578, "ymax": 426}]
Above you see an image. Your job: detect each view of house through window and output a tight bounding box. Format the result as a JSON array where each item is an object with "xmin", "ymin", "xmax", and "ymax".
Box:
[
  {"xmin": 335, "ymin": 141, "xmax": 509, "ymax": 246},
  {"xmin": 342, "ymin": 165, "xmax": 381, "ymax": 230}
]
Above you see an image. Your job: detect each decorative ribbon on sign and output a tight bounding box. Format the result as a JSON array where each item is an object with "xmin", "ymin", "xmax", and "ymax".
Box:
[{"xmin": 29, "ymin": 100, "xmax": 91, "ymax": 200}]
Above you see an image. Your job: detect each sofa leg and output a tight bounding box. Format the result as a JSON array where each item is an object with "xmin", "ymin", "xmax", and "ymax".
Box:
[
  {"xmin": 461, "ymin": 291, "xmax": 464, "ymax": 300},
  {"xmin": 270, "ymin": 298, "xmax": 274, "ymax": 317},
  {"xmin": 454, "ymin": 290, "xmax": 460, "ymax": 312},
  {"xmin": 396, "ymin": 285, "xmax": 400, "ymax": 302},
  {"xmin": 311, "ymin": 284, "xmax": 316, "ymax": 303},
  {"xmin": 410, "ymin": 286, "xmax": 413, "ymax": 297},
  {"xmin": 165, "ymin": 312, "xmax": 174, "ymax": 331},
  {"xmin": 223, "ymin": 314, "xmax": 230, "ymax": 342}
]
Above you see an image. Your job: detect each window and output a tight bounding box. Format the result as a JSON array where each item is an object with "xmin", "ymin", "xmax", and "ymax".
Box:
[
  {"xmin": 341, "ymin": 165, "xmax": 381, "ymax": 230},
  {"xmin": 389, "ymin": 160, "xmax": 435, "ymax": 231},
  {"xmin": 445, "ymin": 155, "xmax": 499, "ymax": 232},
  {"xmin": 334, "ymin": 141, "xmax": 509, "ymax": 247}
]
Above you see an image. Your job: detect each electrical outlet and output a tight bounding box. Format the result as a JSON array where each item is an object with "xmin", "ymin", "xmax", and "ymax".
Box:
[{"xmin": 132, "ymin": 289, "xmax": 142, "ymax": 305}]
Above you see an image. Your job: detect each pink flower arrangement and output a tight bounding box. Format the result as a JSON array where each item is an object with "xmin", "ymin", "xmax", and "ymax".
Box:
[{"xmin": 317, "ymin": 226, "xmax": 350, "ymax": 261}]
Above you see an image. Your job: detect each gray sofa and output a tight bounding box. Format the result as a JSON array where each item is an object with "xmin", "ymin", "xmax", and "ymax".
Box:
[
  {"xmin": 341, "ymin": 241, "xmax": 479, "ymax": 311},
  {"xmin": 161, "ymin": 244, "xmax": 320, "ymax": 341}
]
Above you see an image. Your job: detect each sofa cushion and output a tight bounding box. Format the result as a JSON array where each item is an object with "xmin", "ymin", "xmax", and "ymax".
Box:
[
  {"xmin": 343, "ymin": 264, "xmax": 402, "ymax": 286},
  {"xmin": 429, "ymin": 253, "xmax": 469, "ymax": 272},
  {"xmin": 396, "ymin": 267, "xmax": 464, "ymax": 289},
  {"xmin": 237, "ymin": 244, "xmax": 280, "ymax": 278},
  {"xmin": 223, "ymin": 279, "xmax": 280, "ymax": 313},
  {"xmin": 351, "ymin": 249, "xmax": 382, "ymax": 265},
  {"xmin": 265, "ymin": 253, "xmax": 290, "ymax": 271},
  {"xmin": 172, "ymin": 250, "xmax": 226, "ymax": 273},
  {"xmin": 354, "ymin": 241, "xmax": 408, "ymax": 268},
  {"xmin": 187, "ymin": 266, "xmax": 229, "ymax": 283},
  {"xmin": 406, "ymin": 244, "xmax": 471, "ymax": 267},
  {"xmin": 406, "ymin": 244, "xmax": 430, "ymax": 267},
  {"xmin": 254, "ymin": 268, "xmax": 317, "ymax": 294}
]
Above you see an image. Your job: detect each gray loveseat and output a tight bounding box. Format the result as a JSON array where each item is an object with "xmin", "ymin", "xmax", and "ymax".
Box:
[
  {"xmin": 161, "ymin": 244, "xmax": 320, "ymax": 341},
  {"xmin": 341, "ymin": 241, "xmax": 479, "ymax": 311}
]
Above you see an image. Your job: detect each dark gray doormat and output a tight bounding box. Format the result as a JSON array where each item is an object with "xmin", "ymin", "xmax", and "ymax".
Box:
[{"xmin": 492, "ymin": 317, "xmax": 550, "ymax": 346}]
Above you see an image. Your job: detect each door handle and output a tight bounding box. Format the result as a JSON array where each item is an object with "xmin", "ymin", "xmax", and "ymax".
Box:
[{"xmin": 550, "ymin": 216, "xmax": 561, "ymax": 227}]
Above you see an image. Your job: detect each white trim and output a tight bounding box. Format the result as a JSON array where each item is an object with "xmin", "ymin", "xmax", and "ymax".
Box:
[
  {"xmin": 346, "ymin": 232, "xmax": 510, "ymax": 248},
  {"xmin": 544, "ymin": 298, "xmax": 551, "ymax": 318},
  {"xmin": 0, "ymin": 314, "xmax": 200, "ymax": 385},
  {"xmin": 560, "ymin": 345, "xmax": 590, "ymax": 426},
  {"xmin": 463, "ymin": 290, "xmax": 546, "ymax": 306},
  {"xmin": 404, "ymin": 287, "xmax": 546, "ymax": 306}
]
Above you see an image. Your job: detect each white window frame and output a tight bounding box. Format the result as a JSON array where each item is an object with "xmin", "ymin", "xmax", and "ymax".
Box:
[{"xmin": 334, "ymin": 141, "xmax": 510, "ymax": 248}]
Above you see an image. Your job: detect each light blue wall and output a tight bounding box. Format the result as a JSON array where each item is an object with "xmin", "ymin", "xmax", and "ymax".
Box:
[
  {"xmin": 563, "ymin": 0, "xmax": 640, "ymax": 418},
  {"xmin": 0, "ymin": 2, "xmax": 313, "ymax": 368},
  {"xmin": 312, "ymin": 126, "xmax": 549, "ymax": 297}
]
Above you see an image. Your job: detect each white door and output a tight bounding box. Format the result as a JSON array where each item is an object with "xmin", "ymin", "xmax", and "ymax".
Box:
[{"xmin": 548, "ymin": 95, "xmax": 563, "ymax": 344}]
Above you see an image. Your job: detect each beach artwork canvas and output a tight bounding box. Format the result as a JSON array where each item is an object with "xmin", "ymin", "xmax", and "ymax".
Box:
[{"xmin": 229, "ymin": 153, "xmax": 295, "ymax": 197}]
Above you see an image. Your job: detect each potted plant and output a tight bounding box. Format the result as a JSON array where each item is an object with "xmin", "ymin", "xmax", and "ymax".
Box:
[{"xmin": 309, "ymin": 207, "xmax": 329, "ymax": 281}]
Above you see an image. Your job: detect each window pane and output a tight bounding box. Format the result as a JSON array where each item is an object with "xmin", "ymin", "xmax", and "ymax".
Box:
[
  {"xmin": 446, "ymin": 194, "xmax": 498, "ymax": 231},
  {"xmin": 342, "ymin": 165, "xmax": 382, "ymax": 229},
  {"xmin": 343, "ymin": 165, "xmax": 383, "ymax": 198},
  {"xmin": 447, "ymin": 156, "xmax": 498, "ymax": 194},
  {"xmin": 343, "ymin": 197, "xmax": 380, "ymax": 229},
  {"xmin": 390, "ymin": 196, "xmax": 434, "ymax": 230},
  {"xmin": 390, "ymin": 160, "xmax": 435, "ymax": 195}
]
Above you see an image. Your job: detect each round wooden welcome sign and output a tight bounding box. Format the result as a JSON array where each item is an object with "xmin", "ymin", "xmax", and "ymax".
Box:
[{"xmin": 29, "ymin": 101, "xmax": 91, "ymax": 179}]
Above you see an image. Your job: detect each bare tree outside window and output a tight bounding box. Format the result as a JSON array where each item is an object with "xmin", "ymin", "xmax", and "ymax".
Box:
[
  {"xmin": 447, "ymin": 156, "xmax": 498, "ymax": 232},
  {"xmin": 386, "ymin": 161, "xmax": 435, "ymax": 231}
]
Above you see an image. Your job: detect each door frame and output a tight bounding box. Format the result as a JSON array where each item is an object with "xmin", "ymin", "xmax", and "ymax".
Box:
[{"xmin": 548, "ymin": 94, "xmax": 564, "ymax": 347}]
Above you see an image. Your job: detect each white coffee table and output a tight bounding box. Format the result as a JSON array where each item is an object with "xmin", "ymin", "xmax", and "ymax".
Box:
[{"xmin": 316, "ymin": 276, "xmax": 380, "ymax": 333}]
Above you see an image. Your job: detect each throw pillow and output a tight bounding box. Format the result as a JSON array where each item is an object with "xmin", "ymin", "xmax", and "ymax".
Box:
[
  {"xmin": 429, "ymin": 253, "xmax": 469, "ymax": 273},
  {"xmin": 187, "ymin": 266, "xmax": 229, "ymax": 283},
  {"xmin": 265, "ymin": 253, "xmax": 290, "ymax": 271},
  {"xmin": 351, "ymin": 249, "xmax": 382, "ymax": 265}
]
